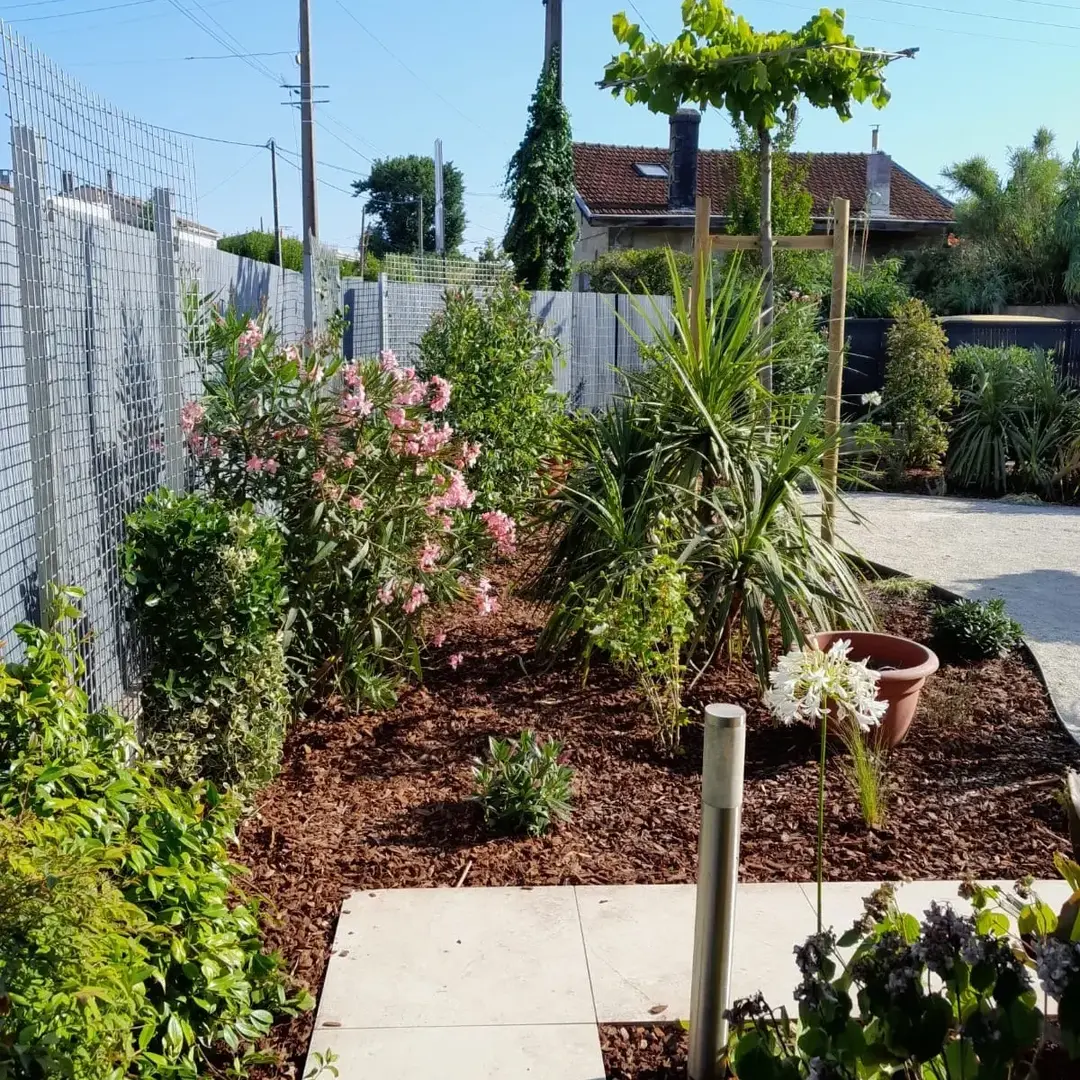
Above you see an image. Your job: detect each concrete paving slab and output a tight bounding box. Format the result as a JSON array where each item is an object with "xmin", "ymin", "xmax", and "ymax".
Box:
[
  {"xmin": 576, "ymin": 882, "xmax": 815, "ymax": 1022},
  {"xmin": 314, "ymin": 887, "xmax": 595, "ymax": 1030},
  {"xmin": 837, "ymin": 493, "xmax": 1080, "ymax": 742},
  {"xmin": 305, "ymin": 1025, "xmax": 606, "ymax": 1080}
]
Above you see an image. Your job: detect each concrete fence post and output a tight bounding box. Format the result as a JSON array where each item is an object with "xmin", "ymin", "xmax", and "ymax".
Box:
[
  {"xmin": 11, "ymin": 124, "xmax": 62, "ymax": 620},
  {"xmin": 377, "ymin": 271, "xmax": 389, "ymax": 355},
  {"xmin": 688, "ymin": 703, "xmax": 747, "ymax": 1080},
  {"xmin": 152, "ymin": 187, "xmax": 184, "ymax": 493}
]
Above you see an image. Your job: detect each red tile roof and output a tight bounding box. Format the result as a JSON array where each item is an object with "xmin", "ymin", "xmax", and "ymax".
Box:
[{"xmin": 573, "ymin": 143, "xmax": 953, "ymax": 223}]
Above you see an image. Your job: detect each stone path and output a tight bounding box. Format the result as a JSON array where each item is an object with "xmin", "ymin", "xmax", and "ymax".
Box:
[
  {"xmin": 837, "ymin": 492, "xmax": 1080, "ymax": 743},
  {"xmin": 305, "ymin": 879, "xmax": 1071, "ymax": 1078}
]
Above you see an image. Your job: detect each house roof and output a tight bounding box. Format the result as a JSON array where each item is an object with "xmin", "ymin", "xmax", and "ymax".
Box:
[{"xmin": 573, "ymin": 144, "xmax": 954, "ymax": 224}]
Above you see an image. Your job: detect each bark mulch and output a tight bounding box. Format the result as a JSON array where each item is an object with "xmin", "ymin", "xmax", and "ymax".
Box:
[
  {"xmin": 599, "ymin": 1024, "xmax": 1077, "ymax": 1079},
  {"xmin": 238, "ymin": 561, "xmax": 1078, "ymax": 1074}
]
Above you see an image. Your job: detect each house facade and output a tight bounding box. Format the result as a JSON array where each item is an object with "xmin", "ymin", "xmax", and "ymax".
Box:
[{"xmin": 574, "ymin": 109, "xmax": 954, "ymax": 267}]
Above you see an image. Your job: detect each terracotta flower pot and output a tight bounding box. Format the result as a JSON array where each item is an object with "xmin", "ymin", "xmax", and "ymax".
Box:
[{"xmin": 813, "ymin": 630, "xmax": 939, "ymax": 749}]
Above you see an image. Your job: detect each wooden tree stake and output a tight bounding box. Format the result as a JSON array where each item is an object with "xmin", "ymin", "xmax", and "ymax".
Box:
[{"xmin": 821, "ymin": 196, "xmax": 850, "ymax": 545}]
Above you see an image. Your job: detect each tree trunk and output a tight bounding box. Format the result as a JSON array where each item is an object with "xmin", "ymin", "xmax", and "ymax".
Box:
[{"xmin": 758, "ymin": 124, "xmax": 774, "ymax": 392}]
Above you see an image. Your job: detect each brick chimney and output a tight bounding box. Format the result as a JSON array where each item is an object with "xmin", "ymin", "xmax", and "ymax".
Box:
[{"xmin": 668, "ymin": 108, "xmax": 701, "ymax": 211}]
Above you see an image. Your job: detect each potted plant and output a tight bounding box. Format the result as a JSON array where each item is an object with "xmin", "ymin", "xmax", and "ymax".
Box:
[{"xmin": 813, "ymin": 630, "xmax": 938, "ymax": 748}]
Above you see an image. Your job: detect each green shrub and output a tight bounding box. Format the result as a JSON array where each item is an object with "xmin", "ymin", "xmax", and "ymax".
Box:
[
  {"xmin": 580, "ymin": 246, "xmax": 693, "ymax": 294},
  {"xmin": 901, "ymin": 238, "xmax": 1009, "ymax": 315},
  {"xmin": 772, "ymin": 295, "xmax": 828, "ymax": 400},
  {"xmin": 189, "ymin": 310, "xmax": 498, "ymax": 708},
  {"xmin": 883, "ymin": 298, "xmax": 954, "ymax": 469},
  {"xmin": 0, "ymin": 589, "xmax": 307, "ymax": 1077},
  {"xmin": 219, "ymin": 229, "xmax": 304, "ymax": 272},
  {"xmin": 0, "ymin": 815, "xmax": 148, "ymax": 1079},
  {"xmin": 472, "ymin": 731, "xmax": 573, "ymax": 837},
  {"xmin": 931, "ymin": 596, "xmax": 1023, "ymax": 660},
  {"xmin": 579, "ymin": 547, "xmax": 694, "ymax": 750},
  {"xmin": 123, "ymin": 491, "xmax": 289, "ymax": 795},
  {"xmin": 418, "ymin": 279, "xmax": 565, "ymax": 518}
]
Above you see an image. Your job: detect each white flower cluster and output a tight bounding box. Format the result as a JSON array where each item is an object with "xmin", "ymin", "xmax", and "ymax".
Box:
[{"xmin": 765, "ymin": 638, "xmax": 888, "ymax": 733}]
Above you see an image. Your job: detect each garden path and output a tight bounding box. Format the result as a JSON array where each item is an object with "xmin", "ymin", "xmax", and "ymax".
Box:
[
  {"xmin": 838, "ymin": 492, "xmax": 1080, "ymax": 744},
  {"xmin": 305, "ymin": 879, "xmax": 1072, "ymax": 1078}
]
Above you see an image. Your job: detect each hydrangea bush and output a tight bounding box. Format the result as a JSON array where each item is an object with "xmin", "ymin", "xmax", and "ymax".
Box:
[{"xmin": 185, "ymin": 311, "xmax": 512, "ymax": 706}]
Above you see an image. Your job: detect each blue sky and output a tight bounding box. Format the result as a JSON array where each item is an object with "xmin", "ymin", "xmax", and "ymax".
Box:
[{"xmin": 7, "ymin": 0, "xmax": 1079, "ymax": 255}]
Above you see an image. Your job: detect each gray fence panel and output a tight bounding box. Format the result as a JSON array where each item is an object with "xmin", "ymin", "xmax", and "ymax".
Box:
[
  {"xmin": 385, "ymin": 280, "xmax": 445, "ymax": 367},
  {"xmin": 341, "ymin": 278, "xmax": 381, "ymax": 359},
  {"xmin": 615, "ymin": 292, "xmax": 672, "ymax": 381},
  {"xmin": 0, "ymin": 193, "xmax": 37, "ymax": 650},
  {"xmin": 571, "ymin": 291, "xmax": 619, "ymax": 410},
  {"xmin": 530, "ymin": 289, "xmax": 573, "ymax": 396}
]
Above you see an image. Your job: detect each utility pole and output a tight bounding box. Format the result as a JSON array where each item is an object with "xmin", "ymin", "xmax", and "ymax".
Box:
[
  {"xmin": 417, "ymin": 191, "xmax": 423, "ymax": 258},
  {"xmin": 543, "ymin": 0, "xmax": 562, "ymax": 95},
  {"xmin": 434, "ymin": 138, "xmax": 445, "ymax": 256},
  {"xmin": 268, "ymin": 138, "xmax": 283, "ymax": 277},
  {"xmin": 299, "ymin": 0, "xmax": 318, "ymax": 336},
  {"xmin": 358, "ymin": 205, "xmax": 367, "ymax": 275}
]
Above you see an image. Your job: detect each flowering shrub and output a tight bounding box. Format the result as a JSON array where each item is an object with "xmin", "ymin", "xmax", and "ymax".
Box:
[
  {"xmin": 186, "ymin": 310, "xmax": 502, "ymax": 706},
  {"xmin": 472, "ymin": 730, "xmax": 574, "ymax": 837},
  {"xmin": 123, "ymin": 490, "xmax": 289, "ymax": 795}
]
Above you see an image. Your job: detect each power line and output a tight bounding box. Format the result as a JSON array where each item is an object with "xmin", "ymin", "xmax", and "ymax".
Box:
[
  {"xmin": 626, "ymin": 0, "xmax": 658, "ymax": 37},
  {"xmin": 150, "ymin": 123, "xmax": 266, "ymax": 148},
  {"xmin": 757, "ymin": 0, "xmax": 1078, "ymax": 49},
  {"xmin": 65, "ymin": 50, "xmax": 293, "ymax": 66},
  {"xmin": 867, "ymin": 0, "xmax": 1080, "ymax": 32},
  {"xmin": 332, "ymin": 0, "xmax": 483, "ymax": 131},
  {"xmin": 11, "ymin": 0, "xmax": 156, "ymax": 22},
  {"xmin": 200, "ymin": 146, "xmax": 265, "ymax": 198},
  {"xmin": 162, "ymin": 0, "xmax": 281, "ymax": 85},
  {"xmin": 276, "ymin": 145, "xmax": 356, "ymax": 196}
]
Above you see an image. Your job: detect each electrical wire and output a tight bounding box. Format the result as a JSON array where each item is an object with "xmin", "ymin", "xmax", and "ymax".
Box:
[
  {"xmin": 149, "ymin": 123, "xmax": 266, "ymax": 147},
  {"xmin": 332, "ymin": 0, "xmax": 483, "ymax": 131},
  {"xmin": 10, "ymin": 0, "xmax": 156, "ymax": 22},
  {"xmin": 199, "ymin": 146, "xmax": 266, "ymax": 198},
  {"xmin": 162, "ymin": 0, "xmax": 281, "ymax": 85},
  {"xmin": 275, "ymin": 145, "xmax": 357, "ymax": 196},
  {"xmin": 867, "ymin": 0, "xmax": 1080, "ymax": 32},
  {"xmin": 626, "ymin": 0, "xmax": 659, "ymax": 37}
]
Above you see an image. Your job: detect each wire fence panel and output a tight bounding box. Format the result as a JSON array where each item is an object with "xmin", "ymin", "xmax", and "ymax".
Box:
[{"xmin": 1, "ymin": 22, "xmax": 199, "ymax": 710}]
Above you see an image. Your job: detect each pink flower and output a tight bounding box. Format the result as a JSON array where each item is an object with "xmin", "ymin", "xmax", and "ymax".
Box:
[
  {"xmin": 377, "ymin": 580, "xmax": 396, "ymax": 606},
  {"xmin": 418, "ymin": 540, "xmax": 442, "ymax": 573},
  {"xmin": 431, "ymin": 631, "xmax": 447, "ymax": 648},
  {"xmin": 392, "ymin": 368, "xmax": 426, "ymax": 407},
  {"xmin": 285, "ymin": 344, "xmax": 301, "ymax": 365},
  {"xmin": 426, "ymin": 470, "xmax": 475, "ymax": 515},
  {"xmin": 379, "ymin": 348, "xmax": 398, "ymax": 372},
  {"xmin": 294, "ymin": 425, "xmax": 310, "ymax": 439},
  {"xmin": 481, "ymin": 510, "xmax": 517, "ymax": 557},
  {"xmin": 427, "ymin": 375, "xmax": 452, "ymax": 412},
  {"xmin": 403, "ymin": 582, "xmax": 429, "ymax": 615},
  {"xmin": 449, "ymin": 652, "xmax": 464, "ymax": 670},
  {"xmin": 323, "ymin": 433, "xmax": 342, "ymax": 453},
  {"xmin": 386, "ymin": 406, "xmax": 408, "ymax": 429},
  {"xmin": 246, "ymin": 455, "xmax": 263, "ymax": 473},
  {"xmin": 455, "ymin": 441, "xmax": 482, "ymax": 470},
  {"xmin": 342, "ymin": 452, "xmax": 356, "ymax": 469},
  {"xmin": 342, "ymin": 388, "xmax": 373, "ymax": 417},
  {"xmin": 237, "ymin": 319, "xmax": 264, "ymax": 358},
  {"xmin": 312, "ymin": 468, "xmax": 327, "ymax": 484},
  {"xmin": 439, "ymin": 514, "xmax": 453, "ymax": 532},
  {"xmin": 343, "ymin": 364, "xmax": 362, "ymax": 389},
  {"xmin": 180, "ymin": 400, "xmax": 204, "ymax": 433},
  {"xmin": 349, "ymin": 495, "xmax": 365, "ymax": 511},
  {"xmin": 474, "ymin": 577, "xmax": 500, "ymax": 617},
  {"xmin": 263, "ymin": 457, "xmax": 279, "ymax": 476}
]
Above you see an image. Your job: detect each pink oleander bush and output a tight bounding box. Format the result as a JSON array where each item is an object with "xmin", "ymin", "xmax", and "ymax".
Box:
[{"xmin": 184, "ymin": 310, "xmax": 513, "ymax": 707}]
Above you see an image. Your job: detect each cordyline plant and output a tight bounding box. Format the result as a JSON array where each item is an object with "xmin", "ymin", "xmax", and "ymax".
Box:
[
  {"xmin": 601, "ymin": 0, "xmax": 908, "ymax": 386},
  {"xmin": 184, "ymin": 311, "xmax": 513, "ymax": 707}
]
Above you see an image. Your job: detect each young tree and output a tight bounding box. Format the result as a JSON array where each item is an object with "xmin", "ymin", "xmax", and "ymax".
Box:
[
  {"xmin": 353, "ymin": 155, "xmax": 466, "ymax": 256},
  {"xmin": 504, "ymin": 46, "xmax": 578, "ymax": 290},
  {"xmin": 602, "ymin": 1, "xmax": 906, "ymax": 388},
  {"xmin": 727, "ymin": 116, "xmax": 811, "ymax": 239}
]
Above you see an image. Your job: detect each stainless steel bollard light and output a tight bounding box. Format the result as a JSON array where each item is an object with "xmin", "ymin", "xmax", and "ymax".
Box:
[{"xmin": 688, "ymin": 703, "xmax": 747, "ymax": 1080}]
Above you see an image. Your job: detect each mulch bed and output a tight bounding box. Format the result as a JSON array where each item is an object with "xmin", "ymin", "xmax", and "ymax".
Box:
[
  {"xmin": 599, "ymin": 1024, "xmax": 1077, "ymax": 1079},
  {"xmin": 238, "ymin": 556, "xmax": 1078, "ymax": 1074}
]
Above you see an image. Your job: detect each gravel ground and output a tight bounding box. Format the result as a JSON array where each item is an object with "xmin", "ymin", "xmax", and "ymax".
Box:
[{"xmin": 838, "ymin": 492, "xmax": 1080, "ymax": 743}]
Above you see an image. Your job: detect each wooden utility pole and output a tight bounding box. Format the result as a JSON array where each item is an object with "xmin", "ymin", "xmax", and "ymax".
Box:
[
  {"xmin": 358, "ymin": 205, "xmax": 367, "ymax": 275},
  {"xmin": 268, "ymin": 138, "xmax": 283, "ymax": 275},
  {"xmin": 417, "ymin": 192, "xmax": 423, "ymax": 257},
  {"xmin": 434, "ymin": 138, "xmax": 445, "ymax": 256},
  {"xmin": 299, "ymin": 0, "xmax": 319, "ymax": 335},
  {"xmin": 821, "ymin": 196, "xmax": 851, "ymax": 545},
  {"xmin": 544, "ymin": 0, "xmax": 562, "ymax": 94}
]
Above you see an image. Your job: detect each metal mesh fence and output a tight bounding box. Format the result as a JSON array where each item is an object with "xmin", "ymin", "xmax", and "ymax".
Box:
[
  {"xmin": 381, "ymin": 252, "xmax": 509, "ymax": 287},
  {"xmin": 341, "ymin": 274, "xmax": 672, "ymax": 411}
]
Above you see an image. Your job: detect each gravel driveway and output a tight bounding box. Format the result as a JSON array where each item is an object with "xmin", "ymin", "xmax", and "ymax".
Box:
[{"xmin": 837, "ymin": 492, "xmax": 1080, "ymax": 743}]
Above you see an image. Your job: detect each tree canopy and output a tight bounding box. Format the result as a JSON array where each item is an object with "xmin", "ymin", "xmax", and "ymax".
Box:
[
  {"xmin": 601, "ymin": 1, "xmax": 895, "ymax": 129},
  {"xmin": 504, "ymin": 46, "xmax": 578, "ymax": 290},
  {"xmin": 353, "ymin": 155, "xmax": 466, "ymax": 256}
]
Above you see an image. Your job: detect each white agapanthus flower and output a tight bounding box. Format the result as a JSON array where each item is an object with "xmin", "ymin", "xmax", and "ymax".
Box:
[
  {"xmin": 766, "ymin": 638, "xmax": 888, "ymax": 733},
  {"xmin": 861, "ymin": 391, "xmax": 883, "ymax": 407}
]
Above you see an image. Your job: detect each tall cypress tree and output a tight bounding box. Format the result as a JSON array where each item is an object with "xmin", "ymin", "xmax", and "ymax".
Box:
[{"xmin": 504, "ymin": 47, "xmax": 578, "ymax": 290}]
